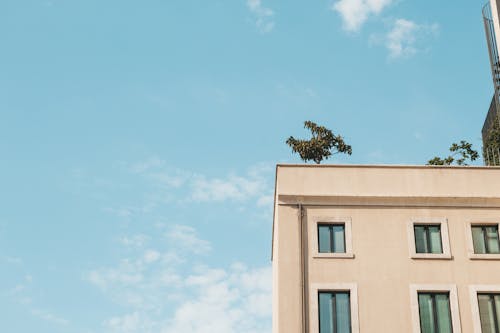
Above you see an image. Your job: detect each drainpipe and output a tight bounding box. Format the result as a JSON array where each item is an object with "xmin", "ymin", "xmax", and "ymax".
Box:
[{"xmin": 299, "ymin": 203, "xmax": 308, "ymax": 333}]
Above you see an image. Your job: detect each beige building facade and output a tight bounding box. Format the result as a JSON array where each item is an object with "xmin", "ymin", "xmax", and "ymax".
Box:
[{"xmin": 272, "ymin": 165, "xmax": 500, "ymax": 333}]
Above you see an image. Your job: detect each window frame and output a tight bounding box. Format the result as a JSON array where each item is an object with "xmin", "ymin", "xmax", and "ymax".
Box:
[
  {"xmin": 318, "ymin": 223, "xmax": 346, "ymax": 254},
  {"xmin": 310, "ymin": 283, "xmax": 359, "ymax": 333},
  {"xmin": 469, "ymin": 285, "xmax": 500, "ymax": 333},
  {"xmin": 466, "ymin": 221, "xmax": 500, "ymax": 260},
  {"xmin": 410, "ymin": 284, "xmax": 461, "ymax": 333},
  {"xmin": 318, "ymin": 291, "xmax": 351, "ymax": 333},
  {"xmin": 312, "ymin": 217, "xmax": 354, "ymax": 259},
  {"xmin": 417, "ymin": 292, "xmax": 453, "ymax": 333},
  {"xmin": 407, "ymin": 218, "xmax": 452, "ymax": 260},
  {"xmin": 414, "ymin": 225, "xmax": 443, "ymax": 254}
]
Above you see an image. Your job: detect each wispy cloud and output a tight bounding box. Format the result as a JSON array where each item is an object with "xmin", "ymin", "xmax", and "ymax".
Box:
[
  {"xmin": 99, "ymin": 264, "xmax": 272, "ymax": 333},
  {"xmin": 87, "ymin": 227, "xmax": 271, "ymax": 333},
  {"xmin": 246, "ymin": 0, "xmax": 275, "ymax": 33},
  {"xmin": 166, "ymin": 225, "xmax": 212, "ymax": 255},
  {"xmin": 3, "ymin": 256, "xmax": 23, "ymax": 265},
  {"xmin": 143, "ymin": 250, "xmax": 161, "ymax": 264},
  {"xmin": 332, "ymin": 0, "xmax": 393, "ymax": 31},
  {"xmin": 384, "ymin": 19, "xmax": 439, "ymax": 58},
  {"xmin": 129, "ymin": 157, "xmax": 165, "ymax": 174},
  {"xmin": 164, "ymin": 264, "xmax": 271, "ymax": 333},
  {"xmin": 117, "ymin": 158, "xmax": 274, "ymax": 210},
  {"xmin": 189, "ymin": 163, "xmax": 273, "ymax": 207},
  {"xmin": 7, "ymin": 273, "xmax": 69, "ymax": 327},
  {"xmin": 31, "ymin": 309, "xmax": 70, "ymax": 326},
  {"xmin": 190, "ymin": 174, "xmax": 264, "ymax": 202},
  {"xmin": 119, "ymin": 234, "xmax": 150, "ymax": 248},
  {"xmin": 104, "ymin": 312, "xmax": 152, "ymax": 333}
]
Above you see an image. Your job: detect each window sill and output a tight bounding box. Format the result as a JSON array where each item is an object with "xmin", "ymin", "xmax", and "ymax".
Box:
[
  {"xmin": 313, "ymin": 253, "xmax": 355, "ymax": 259},
  {"xmin": 468, "ymin": 253, "xmax": 500, "ymax": 260},
  {"xmin": 411, "ymin": 253, "xmax": 452, "ymax": 260}
]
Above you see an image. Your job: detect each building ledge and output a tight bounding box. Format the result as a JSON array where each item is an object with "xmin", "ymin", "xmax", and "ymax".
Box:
[{"xmin": 277, "ymin": 194, "xmax": 500, "ymax": 208}]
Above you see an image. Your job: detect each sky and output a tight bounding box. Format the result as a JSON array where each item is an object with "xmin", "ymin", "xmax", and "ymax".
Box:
[{"xmin": 0, "ymin": 0, "xmax": 495, "ymax": 332}]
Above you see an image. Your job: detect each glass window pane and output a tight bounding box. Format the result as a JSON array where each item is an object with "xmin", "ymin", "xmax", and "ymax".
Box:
[
  {"xmin": 472, "ymin": 227, "xmax": 487, "ymax": 254},
  {"xmin": 335, "ymin": 292, "xmax": 351, "ymax": 333},
  {"xmin": 486, "ymin": 226, "xmax": 500, "ymax": 254},
  {"xmin": 319, "ymin": 293, "xmax": 333, "ymax": 333},
  {"xmin": 318, "ymin": 226, "xmax": 332, "ymax": 253},
  {"xmin": 494, "ymin": 295, "xmax": 500, "ymax": 328},
  {"xmin": 415, "ymin": 226, "xmax": 428, "ymax": 253},
  {"xmin": 429, "ymin": 226, "xmax": 443, "ymax": 254},
  {"xmin": 435, "ymin": 294, "xmax": 452, "ymax": 333},
  {"xmin": 478, "ymin": 294, "xmax": 496, "ymax": 333},
  {"xmin": 332, "ymin": 226, "xmax": 346, "ymax": 253},
  {"xmin": 419, "ymin": 294, "xmax": 436, "ymax": 333}
]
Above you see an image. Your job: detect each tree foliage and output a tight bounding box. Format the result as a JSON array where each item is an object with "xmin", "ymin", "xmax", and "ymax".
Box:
[
  {"xmin": 427, "ymin": 141, "xmax": 479, "ymax": 166},
  {"xmin": 483, "ymin": 117, "xmax": 500, "ymax": 165},
  {"xmin": 286, "ymin": 121, "xmax": 352, "ymax": 164}
]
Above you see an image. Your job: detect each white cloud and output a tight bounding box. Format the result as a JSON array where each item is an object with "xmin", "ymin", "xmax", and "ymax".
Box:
[
  {"xmin": 164, "ymin": 264, "xmax": 271, "ymax": 333},
  {"xmin": 104, "ymin": 207, "xmax": 134, "ymax": 218},
  {"xmin": 87, "ymin": 260, "xmax": 144, "ymax": 291},
  {"xmin": 246, "ymin": 0, "xmax": 275, "ymax": 33},
  {"xmin": 121, "ymin": 158, "xmax": 274, "ymax": 209},
  {"xmin": 31, "ymin": 309, "xmax": 70, "ymax": 326},
  {"xmin": 119, "ymin": 234, "xmax": 150, "ymax": 248},
  {"xmin": 385, "ymin": 19, "xmax": 439, "ymax": 58},
  {"xmin": 104, "ymin": 312, "xmax": 152, "ymax": 333},
  {"xmin": 129, "ymin": 157, "xmax": 165, "ymax": 174},
  {"xmin": 148, "ymin": 172, "xmax": 187, "ymax": 188},
  {"xmin": 256, "ymin": 194, "xmax": 274, "ymax": 208},
  {"xmin": 166, "ymin": 225, "xmax": 212, "ymax": 255},
  {"xmin": 332, "ymin": 0, "xmax": 393, "ymax": 31},
  {"xmin": 101, "ymin": 263, "xmax": 272, "ymax": 333},
  {"xmin": 6, "ymin": 271, "xmax": 69, "ymax": 327},
  {"xmin": 185, "ymin": 267, "xmax": 227, "ymax": 286},
  {"xmin": 87, "ymin": 226, "xmax": 271, "ymax": 333},
  {"xmin": 190, "ymin": 174, "xmax": 265, "ymax": 202},
  {"xmin": 189, "ymin": 163, "xmax": 272, "ymax": 204},
  {"xmin": 143, "ymin": 250, "xmax": 161, "ymax": 264},
  {"xmin": 128, "ymin": 157, "xmax": 190, "ymax": 189},
  {"xmin": 4, "ymin": 256, "xmax": 23, "ymax": 265}
]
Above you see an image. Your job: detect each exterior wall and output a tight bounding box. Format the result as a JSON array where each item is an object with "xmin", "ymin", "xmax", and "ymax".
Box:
[
  {"xmin": 273, "ymin": 205, "xmax": 303, "ymax": 333},
  {"xmin": 491, "ymin": 0, "xmax": 500, "ymax": 52},
  {"xmin": 272, "ymin": 165, "xmax": 500, "ymax": 333},
  {"xmin": 483, "ymin": 1, "xmax": 500, "ymax": 151}
]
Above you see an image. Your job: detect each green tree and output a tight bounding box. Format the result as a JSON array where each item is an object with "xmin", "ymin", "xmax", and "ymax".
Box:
[
  {"xmin": 286, "ymin": 121, "xmax": 352, "ymax": 164},
  {"xmin": 427, "ymin": 141, "xmax": 479, "ymax": 166},
  {"xmin": 483, "ymin": 117, "xmax": 500, "ymax": 165}
]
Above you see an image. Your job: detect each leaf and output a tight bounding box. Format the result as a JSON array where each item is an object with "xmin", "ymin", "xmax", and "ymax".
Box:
[{"xmin": 286, "ymin": 121, "xmax": 352, "ymax": 164}]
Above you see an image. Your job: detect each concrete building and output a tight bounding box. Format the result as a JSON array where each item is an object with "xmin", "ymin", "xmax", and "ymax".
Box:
[
  {"xmin": 272, "ymin": 164, "xmax": 500, "ymax": 333},
  {"xmin": 482, "ymin": 0, "xmax": 500, "ymax": 158}
]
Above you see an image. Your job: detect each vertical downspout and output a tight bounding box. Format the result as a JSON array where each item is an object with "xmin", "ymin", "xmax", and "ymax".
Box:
[{"xmin": 299, "ymin": 203, "xmax": 308, "ymax": 333}]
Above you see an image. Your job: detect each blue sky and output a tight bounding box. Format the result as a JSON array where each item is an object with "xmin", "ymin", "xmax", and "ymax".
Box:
[{"xmin": 0, "ymin": 0, "xmax": 494, "ymax": 332}]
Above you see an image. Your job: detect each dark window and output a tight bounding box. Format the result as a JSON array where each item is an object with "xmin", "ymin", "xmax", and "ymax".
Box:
[
  {"xmin": 472, "ymin": 226, "xmax": 500, "ymax": 254},
  {"xmin": 319, "ymin": 291, "xmax": 351, "ymax": 333},
  {"xmin": 478, "ymin": 293, "xmax": 500, "ymax": 333},
  {"xmin": 414, "ymin": 225, "xmax": 443, "ymax": 254},
  {"xmin": 318, "ymin": 224, "xmax": 345, "ymax": 253},
  {"xmin": 418, "ymin": 292, "xmax": 453, "ymax": 333}
]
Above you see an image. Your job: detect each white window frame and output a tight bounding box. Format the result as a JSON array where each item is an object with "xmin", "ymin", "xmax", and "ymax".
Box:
[
  {"xmin": 409, "ymin": 284, "xmax": 461, "ymax": 333},
  {"xmin": 469, "ymin": 285, "xmax": 500, "ymax": 333},
  {"xmin": 312, "ymin": 217, "xmax": 354, "ymax": 259},
  {"xmin": 310, "ymin": 283, "xmax": 359, "ymax": 333},
  {"xmin": 466, "ymin": 220, "xmax": 500, "ymax": 260},
  {"xmin": 407, "ymin": 217, "xmax": 452, "ymax": 259}
]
